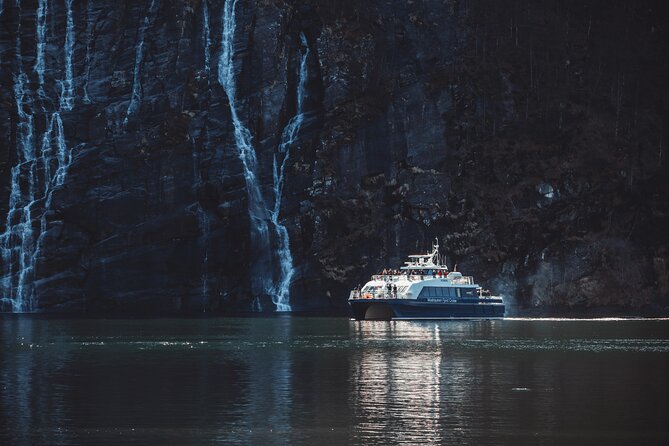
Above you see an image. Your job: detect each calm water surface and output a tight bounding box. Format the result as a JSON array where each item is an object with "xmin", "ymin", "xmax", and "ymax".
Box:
[{"xmin": 1, "ymin": 316, "xmax": 668, "ymax": 445}]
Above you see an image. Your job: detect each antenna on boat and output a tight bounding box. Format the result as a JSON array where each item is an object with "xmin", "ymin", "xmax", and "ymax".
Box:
[{"xmin": 430, "ymin": 237, "xmax": 439, "ymax": 265}]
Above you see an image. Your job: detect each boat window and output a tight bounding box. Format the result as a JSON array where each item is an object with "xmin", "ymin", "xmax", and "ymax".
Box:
[{"xmin": 419, "ymin": 287, "xmax": 449, "ymax": 298}]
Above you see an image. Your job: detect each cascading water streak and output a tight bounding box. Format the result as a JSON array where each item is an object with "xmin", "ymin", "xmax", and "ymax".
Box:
[
  {"xmin": 218, "ymin": 0, "xmax": 269, "ymax": 238},
  {"xmin": 40, "ymin": 113, "xmax": 56, "ymax": 193},
  {"xmin": 218, "ymin": 0, "xmax": 310, "ymax": 312},
  {"xmin": 195, "ymin": 204, "xmax": 210, "ymax": 306},
  {"xmin": 218, "ymin": 0, "xmax": 273, "ymax": 311},
  {"xmin": 202, "ymin": 0, "xmax": 211, "ymax": 75},
  {"xmin": 1, "ymin": 0, "xmax": 77, "ymax": 313},
  {"xmin": 52, "ymin": 113, "xmax": 71, "ymax": 186},
  {"xmin": 59, "ymin": 0, "xmax": 75, "ymax": 111},
  {"xmin": 34, "ymin": 0, "xmax": 48, "ymax": 92},
  {"xmin": 269, "ymin": 37, "xmax": 310, "ymax": 312},
  {"xmin": 1, "ymin": 42, "xmax": 37, "ymax": 312},
  {"xmin": 296, "ymin": 33, "xmax": 309, "ymax": 112},
  {"xmin": 125, "ymin": 0, "xmax": 159, "ymax": 123},
  {"xmin": 82, "ymin": 0, "xmax": 95, "ymax": 103}
]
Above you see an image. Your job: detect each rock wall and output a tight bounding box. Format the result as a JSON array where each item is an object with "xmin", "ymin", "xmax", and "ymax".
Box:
[{"xmin": 0, "ymin": 0, "xmax": 667, "ymax": 313}]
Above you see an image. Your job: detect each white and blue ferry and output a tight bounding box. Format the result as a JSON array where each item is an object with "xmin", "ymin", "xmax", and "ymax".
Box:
[{"xmin": 348, "ymin": 239, "xmax": 505, "ymax": 320}]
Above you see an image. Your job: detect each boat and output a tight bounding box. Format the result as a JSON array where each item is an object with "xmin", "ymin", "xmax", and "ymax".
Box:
[{"xmin": 348, "ymin": 239, "xmax": 505, "ymax": 320}]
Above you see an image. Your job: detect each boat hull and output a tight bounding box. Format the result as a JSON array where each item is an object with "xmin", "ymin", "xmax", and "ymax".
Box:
[{"xmin": 349, "ymin": 298, "xmax": 505, "ymax": 320}]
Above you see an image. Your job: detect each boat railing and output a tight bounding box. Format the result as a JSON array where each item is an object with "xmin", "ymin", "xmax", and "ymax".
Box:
[
  {"xmin": 371, "ymin": 274, "xmax": 403, "ymax": 282},
  {"xmin": 451, "ymin": 276, "xmax": 474, "ymax": 285},
  {"xmin": 371, "ymin": 274, "xmax": 438, "ymax": 282},
  {"xmin": 370, "ymin": 274, "xmax": 474, "ymax": 284},
  {"xmin": 349, "ymin": 289, "xmax": 401, "ymax": 300}
]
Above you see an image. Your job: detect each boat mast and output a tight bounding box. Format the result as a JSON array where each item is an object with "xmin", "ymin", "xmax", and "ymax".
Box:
[{"xmin": 430, "ymin": 237, "xmax": 439, "ymax": 266}]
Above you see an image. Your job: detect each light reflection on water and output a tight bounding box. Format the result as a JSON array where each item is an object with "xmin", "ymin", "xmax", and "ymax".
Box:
[
  {"xmin": 351, "ymin": 322, "xmax": 443, "ymax": 444},
  {"xmin": 1, "ymin": 316, "xmax": 668, "ymax": 445}
]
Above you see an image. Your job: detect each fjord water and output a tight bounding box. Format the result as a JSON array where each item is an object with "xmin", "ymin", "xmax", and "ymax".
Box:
[{"xmin": 1, "ymin": 317, "xmax": 668, "ymax": 445}]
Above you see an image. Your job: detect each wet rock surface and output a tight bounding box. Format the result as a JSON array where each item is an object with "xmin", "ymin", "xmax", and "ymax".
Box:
[{"xmin": 0, "ymin": 0, "xmax": 667, "ymax": 314}]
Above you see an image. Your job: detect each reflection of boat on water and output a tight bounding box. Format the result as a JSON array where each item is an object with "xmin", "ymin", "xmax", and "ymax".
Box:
[
  {"xmin": 350, "ymin": 322, "xmax": 444, "ymax": 444},
  {"xmin": 348, "ymin": 239, "xmax": 505, "ymax": 320}
]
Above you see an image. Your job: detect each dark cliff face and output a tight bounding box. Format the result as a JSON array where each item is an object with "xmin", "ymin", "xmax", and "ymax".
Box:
[{"xmin": 0, "ymin": 0, "xmax": 667, "ymax": 314}]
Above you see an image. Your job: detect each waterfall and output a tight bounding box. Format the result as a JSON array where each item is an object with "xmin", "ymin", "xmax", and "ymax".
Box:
[
  {"xmin": 218, "ymin": 0, "xmax": 272, "ymax": 311},
  {"xmin": 38, "ymin": 112, "xmax": 69, "ymax": 193},
  {"xmin": 194, "ymin": 0, "xmax": 214, "ymax": 305},
  {"xmin": 52, "ymin": 113, "xmax": 71, "ymax": 186},
  {"xmin": 192, "ymin": 128, "xmax": 210, "ymax": 309},
  {"xmin": 125, "ymin": 0, "xmax": 159, "ymax": 124},
  {"xmin": 217, "ymin": 0, "xmax": 270, "ymax": 242},
  {"xmin": 218, "ymin": 0, "xmax": 311, "ymax": 311},
  {"xmin": 34, "ymin": 0, "xmax": 48, "ymax": 92},
  {"xmin": 296, "ymin": 33, "xmax": 309, "ymax": 112},
  {"xmin": 59, "ymin": 0, "xmax": 75, "ymax": 111},
  {"xmin": 33, "ymin": 114, "xmax": 67, "ymax": 278},
  {"xmin": 202, "ymin": 0, "xmax": 211, "ymax": 75},
  {"xmin": 82, "ymin": 0, "xmax": 94, "ymax": 103},
  {"xmin": 1, "ymin": 59, "xmax": 37, "ymax": 312},
  {"xmin": 40, "ymin": 113, "xmax": 56, "ymax": 193},
  {"xmin": 196, "ymin": 204, "xmax": 210, "ymax": 308},
  {"xmin": 272, "ymin": 35, "xmax": 309, "ymax": 212},
  {"xmin": 269, "ymin": 34, "xmax": 310, "ymax": 312},
  {"xmin": 1, "ymin": 0, "xmax": 76, "ymax": 313}
]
